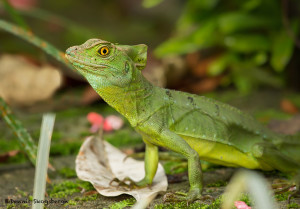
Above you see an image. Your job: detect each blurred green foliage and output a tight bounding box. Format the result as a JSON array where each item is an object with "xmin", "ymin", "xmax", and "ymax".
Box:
[{"xmin": 147, "ymin": 0, "xmax": 299, "ymax": 93}]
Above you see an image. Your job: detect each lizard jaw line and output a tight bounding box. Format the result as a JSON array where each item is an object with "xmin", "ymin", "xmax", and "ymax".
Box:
[{"xmin": 65, "ymin": 53, "xmax": 108, "ymax": 69}]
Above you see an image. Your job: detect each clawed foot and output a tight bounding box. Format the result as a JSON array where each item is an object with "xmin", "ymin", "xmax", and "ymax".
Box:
[
  {"xmin": 163, "ymin": 188, "xmax": 213, "ymax": 203},
  {"xmin": 109, "ymin": 177, "xmax": 151, "ymax": 191}
]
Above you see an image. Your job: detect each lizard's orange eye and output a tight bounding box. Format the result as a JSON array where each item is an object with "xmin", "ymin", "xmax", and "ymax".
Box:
[{"xmin": 98, "ymin": 46, "xmax": 110, "ymax": 56}]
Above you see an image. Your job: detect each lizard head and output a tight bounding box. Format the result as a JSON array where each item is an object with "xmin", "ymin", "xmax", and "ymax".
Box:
[{"xmin": 65, "ymin": 39, "xmax": 147, "ymax": 89}]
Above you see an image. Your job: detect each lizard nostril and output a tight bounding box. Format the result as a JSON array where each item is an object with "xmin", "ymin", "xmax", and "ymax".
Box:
[
  {"xmin": 66, "ymin": 49, "xmax": 71, "ymax": 55},
  {"xmin": 66, "ymin": 46, "xmax": 79, "ymax": 55}
]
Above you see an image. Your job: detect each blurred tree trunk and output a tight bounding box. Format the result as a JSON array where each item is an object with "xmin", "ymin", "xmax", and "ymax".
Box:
[
  {"xmin": 285, "ymin": 0, "xmax": 300, "ymax": 91},
  {"xmin": 287, "ymin": 47, "xmax": 300, "ymax": 91}
]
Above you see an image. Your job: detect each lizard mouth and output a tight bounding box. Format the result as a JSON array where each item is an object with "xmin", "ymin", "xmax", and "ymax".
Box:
[
  {"xmin": 65, "ymin": 53, "xmax": 119, "ymax": 75},
  {"xmin": 65, "ymin": 54, "xmax": 106, "ymax": 69}
]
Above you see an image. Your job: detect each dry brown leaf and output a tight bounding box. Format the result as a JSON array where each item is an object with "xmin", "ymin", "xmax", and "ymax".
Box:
[
  {"xmin": 182, "ymin": 77, "xmax": 221, "ymax": 94},
  {"xmin": 163, "ymin": 56, "xmax": 186, "ymax": 87},
  {"xmin": 268, "ymin": 114, "xmax": 300, "ymax": 135},
  {"xmin": 280, "ymin": 99, "xmax": 299, "ymax": 114},
  {"xmin": 186, "ymin": 53, "xmax": 222, "ymax": 78},
  {"xmin": 0, "ymin": 150, "xmax": 20, "ymax": 162},
  {"xmin": 0, "ymin": 54, "xmax": 62, "ymax": 105},
  {"xmin": 81, "ymin": 86, "xmax": 101, "ymax": 105},
  {"xmin": 143, "ymin": 65, "xmax": 167, "ymax": 88},
  {"xmin": 76, "ymin": 136, "xmax": 168, "ymax": 201},
  {"xmin": 142, "ymin": 53, "xmax": 167, "ymax": 88},
  {"xmin": 186, "ymin": 52, "xmax": 200, "ymax": 70}
]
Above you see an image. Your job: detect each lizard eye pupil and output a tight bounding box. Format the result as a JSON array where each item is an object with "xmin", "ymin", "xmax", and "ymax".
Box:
[{"xmin": 98, "ymin": 46, "xmax": 110, "ymax": 56}]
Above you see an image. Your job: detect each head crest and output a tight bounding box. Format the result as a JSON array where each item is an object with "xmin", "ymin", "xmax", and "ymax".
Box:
[{"xmin": 117, "ymin": 44, "xmax": 148, "ymax": 70}]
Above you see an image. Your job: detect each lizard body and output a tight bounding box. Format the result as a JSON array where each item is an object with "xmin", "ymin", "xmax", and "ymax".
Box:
[{"xmin": 66, "ymin": 39, "xmax": 300, "ymax": 201}]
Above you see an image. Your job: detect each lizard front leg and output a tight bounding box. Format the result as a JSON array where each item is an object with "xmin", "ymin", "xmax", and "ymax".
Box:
[
  {"xmin": 137, "ymin": 124, "xmax": 204, "ymax": 202},
  {"xmin": 137, "ymin": 123, "xmax": 204, "ymax": 202},
  {"xmin": 135, "ymin": 139, "xmax": 159, "ymax": 187},
  {"xmin": 158, "ymin": 129, "xmax": 203, "ymax": 202}
]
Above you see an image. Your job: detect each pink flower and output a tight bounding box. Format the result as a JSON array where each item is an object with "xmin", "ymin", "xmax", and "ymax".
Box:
[
  {"xmin": 87, "ymin": 112, "xmax": 123, "ymax": 133},
  {"xmin": 87, "ymin": 112, "xmax": 104, "ymax": 133},
  {"xmin": 234, "ymin": 201, "xmax": 251, "ymax": 209},
  {"xmin": 105, "ymin": 115, "xmax": 124, "ymax": 131}
]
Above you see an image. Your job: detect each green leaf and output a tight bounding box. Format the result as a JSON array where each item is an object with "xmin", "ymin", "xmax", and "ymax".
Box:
[
  {"xmin": 270, "ymin": 26, "xmax": 297, "ymax": 72},
  {"xmin": 142, "ymin": 0, "xmax": 164, "ymax": 8},
  {"xmin": 252, "ymin": 68, "xmax": 283, "ymax": 88},
  {"xmin": 218, "ymin": 12, "xmax": 273, "ymax": 34},
  {"xmin": 232, "ymin": 66, "xmax": 283, "ymax": 94},
  {"xmin": 224, "ymin": 34, "xmax": 270, "ymax": 53},
  {"xmin": 193, "ymin": 19, "xmax": 218, "ymax": 46},
  {"xmin": 0, "ymin": 97, "xmax": 38, "ymax": 166},
  {"xmin": 208, "ymin": 53, "xmax": 236, "ymax": 76},
  {"xmin": 2, "ymin": 0, "xmax": 29, "ymax": 30},
  {"xmin": 154, "ymin": 36, "xmax": 198, "ymax": 57},
  {"xmin": 193, "ymin": 0, "xmax": 220, "ymax": 10},
  {"xmin": 155, "ymin": 19, "xmax": 218, "ymax": 57},
  {"xmin": 252, "ymin": 52, "xmax": 268, "ymax": 66},
  {"xmin": 241, "ymin": 0, "xmax": 262, "ymax": 11}
]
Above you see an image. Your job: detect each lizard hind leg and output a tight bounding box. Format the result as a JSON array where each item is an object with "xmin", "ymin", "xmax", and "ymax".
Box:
[
  {"xmin": 252, "ymin": 143, "xmax": 300, "ymax": 202},
  {"xmin": 251, "ymin": 142, "xmax": 300, "ymax": 173}
]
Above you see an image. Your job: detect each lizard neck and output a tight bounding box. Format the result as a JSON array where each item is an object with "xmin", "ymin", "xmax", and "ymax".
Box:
[{"xmin": 94, "ymin": 70, "xmax": 154, "ymax": 125}]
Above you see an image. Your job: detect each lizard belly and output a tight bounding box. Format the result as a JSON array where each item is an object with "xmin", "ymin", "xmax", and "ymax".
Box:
[{"xmin": 180, "ymin": 135, "xmax": 265, "ymax": 169}]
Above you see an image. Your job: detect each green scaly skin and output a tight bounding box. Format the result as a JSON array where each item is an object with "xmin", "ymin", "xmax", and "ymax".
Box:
[{"xmin": 66, "ymin": 39, "xmax": 300, "ymax": 202}]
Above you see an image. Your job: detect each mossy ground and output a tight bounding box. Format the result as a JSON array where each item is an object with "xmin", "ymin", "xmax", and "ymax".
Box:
[{"xmin": 1, "ymin": 89, "xmax": 300, "ymax": 208}]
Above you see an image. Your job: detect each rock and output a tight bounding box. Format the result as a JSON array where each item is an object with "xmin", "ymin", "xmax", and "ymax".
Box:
[{"xmin": 0, "ymin": 54, "xmax": 62, "ymax": 105}]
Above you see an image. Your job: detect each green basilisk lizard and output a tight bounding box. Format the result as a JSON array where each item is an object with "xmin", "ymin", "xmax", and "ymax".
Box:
[{"xmin": 65, "ymin": 39, "xmax": 300, "ymax": 202}]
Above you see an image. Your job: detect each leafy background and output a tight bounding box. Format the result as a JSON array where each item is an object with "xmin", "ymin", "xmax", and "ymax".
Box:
[
  {"xmin": 1, "ymin": 0, "xmax": 299, "ymax": 95},
  {"xmin": 0, "ymin": 0, "xmax": 300, "ymax": 208},
  {"xmin": 152, "ymin": 0, "xmax": 300, "ymax": 93}
]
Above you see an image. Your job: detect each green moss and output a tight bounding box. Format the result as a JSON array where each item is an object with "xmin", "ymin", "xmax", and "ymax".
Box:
[
  {"xmin": 6, "ymin": 203, "xmax": 16, "ymax": 209},
  {"xmin": 105, "ymin": 128, "xmax": 142, "ymax": 148},
  {"xmin": 74, "ymin": 194, "xmax": 99, "ymax": 202},
  {"xmin": 287, "ymin": 202, "xmax": 300, "ymax": 209},
  {"xmin": 0, "ymin": 138, "xmax": 28, "ymax": 164},
  {"xmin": 21, "ymin": 203, "xmax": 29, "ymax": 208},
  {"xmin": 50, "ymin": 141, "xmax": 82, "ymax": 156},
  {"xmin": 154, "ymin": 196, "xmax": 222, "ymax": 209},
  {"xmin": 108, "ymin": 198, "xmax": 136, "ymax": 209},
  {"xmin": 51, "ymin": 131, "xmax": 63, "ymax": 142},
  {"xmin": 16, "ymin": 188, "xmax": 28, "ymax": 197},
  {"xmin": 77, "ymin": 180, "xmax": 94, "ymax": 191},
  {"xmin": 48, "ymin": 180, "xmax": 94, "ymax": 198},
  {"xmin": 56, "ymin": 108, "xmax": 91, "ymax": 119},
  {"xmin": 275, "ymin": 191, "xmax": 292, "ymax": 201},
  {"xmin": 55, "ymin": 105, "xmax": 117, "ymax": 120},
  {"xmin": 154, "ymin": 194, "xmax": 251, "ymax": 209},
  {"xmin": 239, "ymin": 193, "xmax": 252, "ymax": 206},
  {"xmin": 0, "ymin": 138, "xmax": 19, "ymax": 152},
  {"xmin": 80, "ymin": 131, "xmax": 91, "ymax": 137},
  {"xmin": 64, "ymin": 200, "xmax": 77, "ymax": 206},
  {"xmin": 207, "ymin": 180, "xmax": 228, "ymax": 187},
  {"xmin": 58, "ymin": 167, "xmax": 77, "ymax": 178}
]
